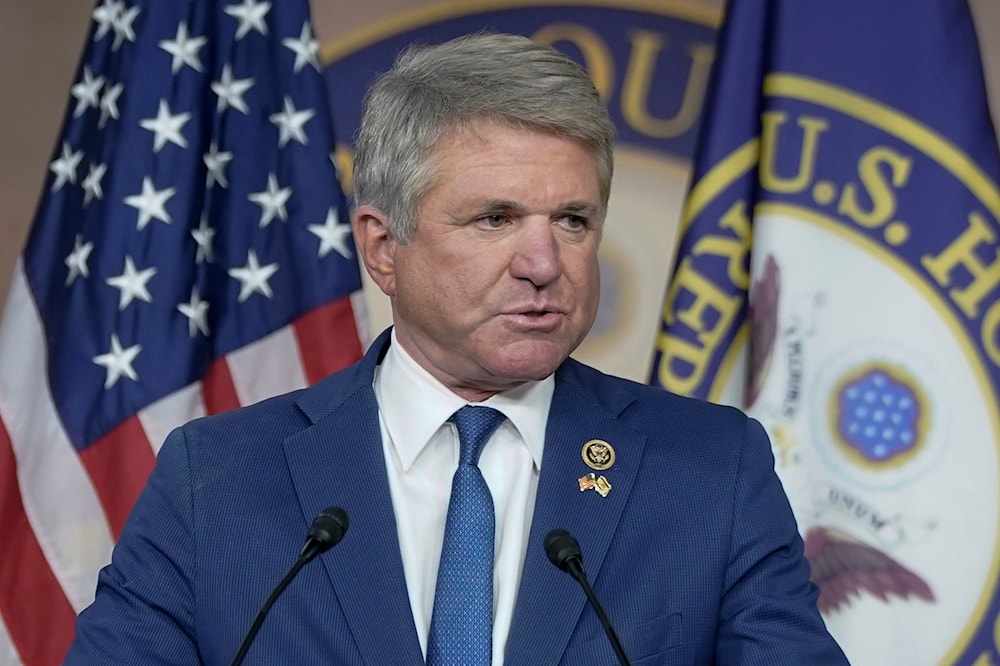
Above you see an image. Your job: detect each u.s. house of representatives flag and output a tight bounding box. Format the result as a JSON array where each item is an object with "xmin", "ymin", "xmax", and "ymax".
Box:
[
  {"xmin": 0, "ymin": 0, "xmax": 365, "ymax": 663},
  {"xmin": 650, "ymin": 0, "xmax": 1000, "ymax": 663}
]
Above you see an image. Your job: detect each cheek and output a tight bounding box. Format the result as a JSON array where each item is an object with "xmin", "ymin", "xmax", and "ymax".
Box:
[
  {"xmin": 398, "ymin": 254, "xmax": 479, "ymax": 314},
  {"xmin": 570, "ymin": 255, "xmax": 602, "ymax": 325},
  {"xmin": 589, "ymin": 254, "xmax": 601, "ymax": 291},
  {"xmin": 448, "ymin": 251, "xmax": 507, "ymax": 296},
  {"xmin": 392, "ymin": 251, "xmax": 439, "ymax": 313},
  {"xmin": 567, "ymin": 251, "xmax": 601, "ymax": 293}
]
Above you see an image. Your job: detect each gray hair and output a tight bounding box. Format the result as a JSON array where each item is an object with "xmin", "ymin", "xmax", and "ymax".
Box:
[{"xmin": 353, "ymin": 32, "xmax": 616, "ymax": 243}]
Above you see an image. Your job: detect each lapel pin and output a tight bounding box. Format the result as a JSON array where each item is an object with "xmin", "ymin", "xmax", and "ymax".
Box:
[
  {"xmin": 594, "ymin": 475, "xmax": 611, "ymax": 497},
  {"xmin": 582, "ymin": 439, "xmax": 615, "ymax": 471},
  {"xmin": 578, "ymin": 472, "xmax": 611, "ymax": 497}
]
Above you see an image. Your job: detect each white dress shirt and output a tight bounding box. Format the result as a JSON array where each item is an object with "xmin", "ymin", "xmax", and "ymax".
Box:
[{"xmin": 373, "ymin": 330, "xmax": 553, "ymax": 665}]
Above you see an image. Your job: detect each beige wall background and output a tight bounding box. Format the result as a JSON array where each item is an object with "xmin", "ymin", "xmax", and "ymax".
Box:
[{"xmin": 2, "ymin": 0, "xmax": 999, "ymax": 383}]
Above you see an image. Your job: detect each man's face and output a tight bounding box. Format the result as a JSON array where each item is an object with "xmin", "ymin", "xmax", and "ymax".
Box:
[{"xmin": 355, "ymin": 122, "xmax": 603, "ymax": 401}]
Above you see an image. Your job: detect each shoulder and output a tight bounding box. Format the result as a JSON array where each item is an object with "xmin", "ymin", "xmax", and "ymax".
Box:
[
  {"xmin": 178, "ymin": 326, "xmax": 390, "ymax": 444},
  {"xmin": 557, "ymin": 357, "xmax": 768, "ymax": 477},
  {"xmin": 164, "ymin": 354, "xmax": 371, "ymax": 463},
  {"xmin": 559, "ymin": 357, "xmax": 751, "ymax": 431}
]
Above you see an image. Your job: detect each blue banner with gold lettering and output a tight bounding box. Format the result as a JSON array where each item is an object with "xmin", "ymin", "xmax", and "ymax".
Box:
[
  {"xmin": 649, "ymin": 0, "xmax": 1000, "ymax": 663},
  {"xmin": 322, "ymin": 4, "xmax": 718, "ymax": 161}
]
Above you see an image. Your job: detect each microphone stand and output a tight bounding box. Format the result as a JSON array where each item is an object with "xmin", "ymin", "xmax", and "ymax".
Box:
[
  {"xmin": 563, "ymin": 557, "xmax": 631, "ymax": 666},
  {"xmin": 229, "ymin": 507, "xmax": 349, "ymax": 666},
  {"xmin": 544, "ymin": 529, "xmax": 631, "ymax": 666},
  {"xmin": 230, "ymin": 553, "xmax": 311, "ymax": 666}
]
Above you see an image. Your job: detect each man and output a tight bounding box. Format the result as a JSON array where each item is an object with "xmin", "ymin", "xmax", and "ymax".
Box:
[{"xmin": 65, "ymin": 33, "xmax": 847, "ymax": 664}]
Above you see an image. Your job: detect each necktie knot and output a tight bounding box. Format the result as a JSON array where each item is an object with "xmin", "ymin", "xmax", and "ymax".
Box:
[{"xmin": 449, "ymin": 405, "xmax": 506, "ymax": 466}]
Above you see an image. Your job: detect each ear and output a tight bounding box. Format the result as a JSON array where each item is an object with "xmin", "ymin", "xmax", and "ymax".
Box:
[{"xmin": 353, "ymin": 204, "xmax": 398, "ymax": 297}]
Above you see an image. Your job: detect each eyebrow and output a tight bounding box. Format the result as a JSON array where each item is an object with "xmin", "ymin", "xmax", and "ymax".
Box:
[
  {"xmin": 477, "ymin": 199, "xmax": 601, "ymax": 216},
  {"xmin": 559, "ymin": 201, "xmax": 601, "ymax": 217},
  {"xmin": 479, "ymin": 199, "xmax": 525, "ymax": 214}
]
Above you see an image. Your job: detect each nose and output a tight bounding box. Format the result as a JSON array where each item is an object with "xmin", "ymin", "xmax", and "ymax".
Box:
[{"xmin": 509, "ymin": 218, "xmax": 562, "ymax": 287}]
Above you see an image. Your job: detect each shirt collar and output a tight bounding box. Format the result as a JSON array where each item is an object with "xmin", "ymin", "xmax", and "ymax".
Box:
[{"xmin": 375, "ymin": 329, "xmax": 553, "ymax": 472}]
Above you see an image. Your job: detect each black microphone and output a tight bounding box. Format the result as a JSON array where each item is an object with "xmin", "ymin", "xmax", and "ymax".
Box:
[
  {"xmin": 230, "ymin": 507, "xmax": 350, "ymax": 666},
  {"xmin": 544, "ymin": 529, "xmax": 631, "ymax": 666}
]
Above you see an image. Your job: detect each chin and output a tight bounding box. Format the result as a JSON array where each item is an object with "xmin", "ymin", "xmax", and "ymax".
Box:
[{"xmin": 487, "ymin": 340, "xmax": 574, "ymax": 383}]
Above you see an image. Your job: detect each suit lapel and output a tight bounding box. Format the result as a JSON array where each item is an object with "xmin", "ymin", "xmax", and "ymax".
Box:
[
  {"xmin": 283, "ymin": 331, "xmax": 424, "ymax": 665},
  {"xmin": 280, "ymin": 337, "xmax": 644, "ymax": 665},
  {"xmin": 506, "ymin": 362, "xmax": 645, "ymax": 665}
]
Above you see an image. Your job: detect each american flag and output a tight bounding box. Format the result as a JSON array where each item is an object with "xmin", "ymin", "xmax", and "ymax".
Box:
[{"xmin": 0, "ymin": 0, "xmax": 365, "ymax": 663}]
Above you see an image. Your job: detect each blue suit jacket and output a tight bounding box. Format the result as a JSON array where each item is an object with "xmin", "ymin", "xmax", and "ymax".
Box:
[{"xmin": 65, "ymin": 329, "xmax": 847, "ymax": 664}]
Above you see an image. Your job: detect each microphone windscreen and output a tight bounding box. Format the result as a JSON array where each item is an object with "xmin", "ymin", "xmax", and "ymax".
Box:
[
  {"xmin": 544, "ymin": 528, "xmax": 582, "ymax": 571},
  {"xmin": 308, "ymin": 506, "xmax": 350, "ymax": 549}
]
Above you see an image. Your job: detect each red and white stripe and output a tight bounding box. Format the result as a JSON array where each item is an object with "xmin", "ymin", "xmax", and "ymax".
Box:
[{"xmin": 0, "ymin": 261, "xmax": 365, "ymax": 665}]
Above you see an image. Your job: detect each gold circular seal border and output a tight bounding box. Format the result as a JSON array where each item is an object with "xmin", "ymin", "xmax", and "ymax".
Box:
[
  {"xmin": 581, "ymin": 439, "xmax": 616, "ymax": 470},
  {"xmin": 685, "ymin": 75, "xmax": 1000, "ymax": 664}
]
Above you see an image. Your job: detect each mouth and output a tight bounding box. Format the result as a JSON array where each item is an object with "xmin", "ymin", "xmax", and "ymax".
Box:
[
  {"xmin": 507, "ymin": 303, "xmax": 564, "ymax": 316},
  {"xmin": 502, "ymin": 307, "xmax": 565, "ymax": 330}
]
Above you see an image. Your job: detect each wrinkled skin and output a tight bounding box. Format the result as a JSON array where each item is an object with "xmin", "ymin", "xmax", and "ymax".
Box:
[{"xmin": 354, "ymin": 122, "xmax": 604, "ymax": 402}]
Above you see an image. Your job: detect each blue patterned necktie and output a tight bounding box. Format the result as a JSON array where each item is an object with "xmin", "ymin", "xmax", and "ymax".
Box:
[{"xmin": 426, "ymin": 405, "xmax": 507, "ymax": 666}]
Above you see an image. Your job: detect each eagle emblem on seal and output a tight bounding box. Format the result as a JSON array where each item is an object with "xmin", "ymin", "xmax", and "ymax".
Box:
[{"xmin": 581, "ymin": 439, "xmax": 615, "ymax": 471}]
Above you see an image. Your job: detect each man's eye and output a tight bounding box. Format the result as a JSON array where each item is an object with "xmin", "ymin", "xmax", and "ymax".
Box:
[
  {"xmin": 481, "ymin": 214, "xmax": 507, "ymax": 228},
  {"xmin": 559, "ymin": 215, "xmax": 587, "ymax": 230}
]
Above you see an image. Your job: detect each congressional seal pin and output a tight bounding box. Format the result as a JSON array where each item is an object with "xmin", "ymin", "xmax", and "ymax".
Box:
[{"xmin": 582, "ymin": 439, "xmax": 615, "ymax": 471}]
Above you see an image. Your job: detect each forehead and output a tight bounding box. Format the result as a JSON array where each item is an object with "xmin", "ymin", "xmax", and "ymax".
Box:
[
  {"xmin": 434, "ymin": 120, "xmax": 594, "ymax": 159},
  {"xmin": 423, "ymin": 122, "xmax": 602, "ymax": 202}
]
